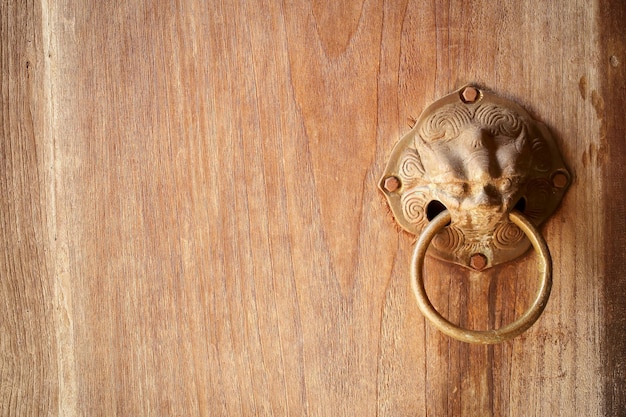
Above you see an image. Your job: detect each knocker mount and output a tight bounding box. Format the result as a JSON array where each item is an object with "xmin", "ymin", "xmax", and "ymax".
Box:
[{"xmin": 379, "ymin": 85, "xmax": 570, "ymax": 343}]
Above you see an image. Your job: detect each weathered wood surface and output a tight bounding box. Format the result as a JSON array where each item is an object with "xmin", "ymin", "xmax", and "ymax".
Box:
[
  {"xmin": 2, "ymin": 0, "xmax": 624, "ymax": 415},
  {"xmin": 599, "ymin": 2, "xmax": 626, "ymax": 416}
]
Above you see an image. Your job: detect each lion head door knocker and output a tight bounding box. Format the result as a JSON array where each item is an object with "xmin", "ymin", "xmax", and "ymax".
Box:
[{"xmin": 379, "ymin": 85, "xmax": 570, "ymax": 344}]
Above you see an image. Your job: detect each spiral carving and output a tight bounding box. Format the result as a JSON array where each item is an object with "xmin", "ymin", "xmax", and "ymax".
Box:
[
  {"xmin": 530, "ymin": 138, "xmax": 552, "ymax": 172},
  {"xmin": 524, "ymin": 178, "xmax": 552, "ymax": 220},
  {"xmin": 493, "ymin": 222, "xmax": 525, "ymax": 249},
  {"xmin": 398, "ymin": 149, "xmax": 425, "ymax": 183},
  {"xmin": 474, "ymin": 104, "xmax": 524, "ymax": 137},
  {"xmin": 400, "ymin": 190, "xmax": 429, "ymax": 227},
  {"xmin": 418, "ymin": 104, "xmax": 472, "ymax": 142},
  {"xmin": 432, "ymin": 224, "xmax": 465, "ymax": 254}
]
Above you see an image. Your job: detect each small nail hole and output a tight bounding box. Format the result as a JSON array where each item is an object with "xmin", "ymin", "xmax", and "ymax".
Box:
[{"xmin": 426, "ymin": 200, "xmax": 447, "ymax": 221}]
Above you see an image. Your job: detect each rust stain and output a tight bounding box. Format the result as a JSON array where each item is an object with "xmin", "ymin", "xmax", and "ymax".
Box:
[
  {"xmin": 591, "ymin": 90, "xmax": 605, "ymax": 119},
  {"xmin": 578, "ymin": 75, "xmax": 587, "ymax": 100},
  {"xmin": 581, "ymin": 147, "xmax": 588, "ymax": 168},
  {"xmin": 582, "ymin": 142, "xmax": 608, "ymax": 167},
  {"xmin": 588, "ymin": 90, "xmax": 608, "ymax": 165}
]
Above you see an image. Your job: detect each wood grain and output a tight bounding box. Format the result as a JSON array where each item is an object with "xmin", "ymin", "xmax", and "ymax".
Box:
[
  {"xmin": 1, "ymin": 0, "xmax": 623, "ymax": 415},
  {"xmin": 0, "ymin": 0, "xmax": 58, "ymax": 415},
  {"xmin": 599, "ymin": 1, "xmax": 626, "ymax": 415}
]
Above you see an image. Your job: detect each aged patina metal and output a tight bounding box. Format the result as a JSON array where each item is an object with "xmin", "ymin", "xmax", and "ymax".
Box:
[
  {"xmin": 380, "ymin": 85, "xmax": 570, "ymax": 343},
  {"xmin": 410, "ymin": 210, "xmax": 552, "ymax": 344},
  {"xmin": 380, "ymin": 85, "xmax": 570, "ymax": 270}
]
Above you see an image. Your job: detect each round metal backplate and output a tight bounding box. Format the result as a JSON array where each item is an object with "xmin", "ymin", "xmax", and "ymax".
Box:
[{"xmin": 379, "ymin": 85, "xmax": 570, "ymax": 270}]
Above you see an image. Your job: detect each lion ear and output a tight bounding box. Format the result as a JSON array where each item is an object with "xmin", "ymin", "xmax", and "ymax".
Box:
[
  {"xmin": 514, "ymin": 127, "xmax": 528, "ymax": 153},
  {"xmin": 414, "ymin": 133, "xmax": 436, "ymax": 168},
  {"xmin": 414, "ymin": 132, "xmax": 432, "ymax": 152}
]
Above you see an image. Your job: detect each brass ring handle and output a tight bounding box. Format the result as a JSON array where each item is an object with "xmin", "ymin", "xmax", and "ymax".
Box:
[{"xmin": 411, "ymin": 210, "xmax": 552, "ymax": 344}]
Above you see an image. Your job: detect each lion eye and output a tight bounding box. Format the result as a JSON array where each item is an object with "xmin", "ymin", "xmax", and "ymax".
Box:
[{"xmin": 499, "ymin": 177, "xmax": 513, "ymax": 192}]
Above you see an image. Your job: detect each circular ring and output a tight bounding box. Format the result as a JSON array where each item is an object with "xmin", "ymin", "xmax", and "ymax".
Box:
[{"xmin": 411, "ymin": 210, "xmax": 552, "ymax": 344}]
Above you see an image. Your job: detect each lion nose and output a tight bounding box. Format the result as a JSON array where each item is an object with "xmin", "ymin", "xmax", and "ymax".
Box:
[{"xmin": 473, "ymin": 185, "xmax": 501, "ymax": 208}]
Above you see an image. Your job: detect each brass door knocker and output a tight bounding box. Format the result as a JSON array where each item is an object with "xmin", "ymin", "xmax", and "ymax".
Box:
[{"xmin": 380, "ymin": 85, "xmax": 570, "ymax": 344}]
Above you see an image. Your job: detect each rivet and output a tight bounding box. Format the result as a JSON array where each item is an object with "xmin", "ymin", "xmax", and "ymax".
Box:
[
  {"xmin": 383, "ymin": 176, "xmax": 400, "ymax": 193},
  {"xmin": 551, "ymin": 172, "xmax": 569, "ymax": 189},
  {"xmin": 469, "ymin": 253, "xmax": 488, "ymax": 271},
  {"xmin": 461, "ymin": 86, "xmax": 479, "ymax": 103}
]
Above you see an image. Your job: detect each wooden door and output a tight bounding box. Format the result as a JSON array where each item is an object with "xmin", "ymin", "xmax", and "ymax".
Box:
[{"xmin": 2, "ymin": 1, "xmax": 625, "ymax": 415}]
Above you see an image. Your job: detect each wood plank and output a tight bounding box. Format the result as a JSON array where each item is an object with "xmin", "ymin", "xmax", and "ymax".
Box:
[
  {"xmin": 0, "ymin": 0, "xmax": 58, "ymax": 415},
  {"xmin": 1, "ymin": 0, "xmax": 621, "ymax": 415},
  {"xmin": 599, "ymin": 1, "xmax": 626, "ymax": 415},
  {"xmin": 378, "ymin": 1, "xmax": 605, "ymax": 415}
]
